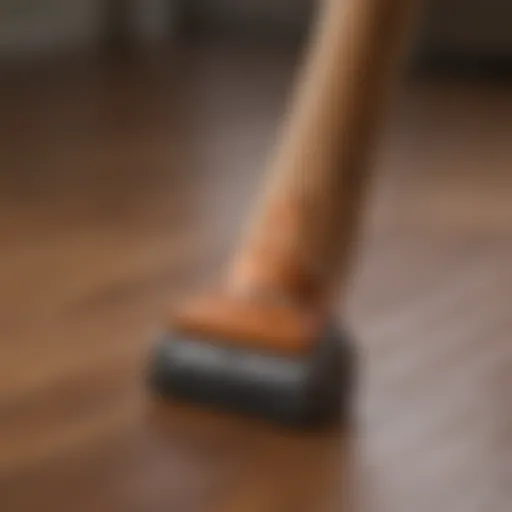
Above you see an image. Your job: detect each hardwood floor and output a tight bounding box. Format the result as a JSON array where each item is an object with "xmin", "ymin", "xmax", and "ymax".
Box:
[{"xmin": 1, "ymin": 40, "xmax": 511, "ymax": 511}]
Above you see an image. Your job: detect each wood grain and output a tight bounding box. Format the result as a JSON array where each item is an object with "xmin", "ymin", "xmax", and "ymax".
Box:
[
  {"xmin": 0, "ymin": 39, "xmax": 511, "ymax": 511},
  {"xmin": 229, "ymin": 0, "xmax": 420, "ymax": 305}
]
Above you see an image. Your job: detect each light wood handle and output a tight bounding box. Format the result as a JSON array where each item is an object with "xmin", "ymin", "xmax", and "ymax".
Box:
[{"xmin": 228, "ymin": 0, "xmax": 420, "ymax": 307}]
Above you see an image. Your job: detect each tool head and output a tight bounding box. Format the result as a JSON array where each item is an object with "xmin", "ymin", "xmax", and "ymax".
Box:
[{"xmin": 147, "ymin": 295, "xmax": 355, "ymax": 427}]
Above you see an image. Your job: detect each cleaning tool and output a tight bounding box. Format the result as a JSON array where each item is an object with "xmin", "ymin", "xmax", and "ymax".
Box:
[{"xmin": 148, "ymin": 0, "xmax": 419, "ymax": 426}]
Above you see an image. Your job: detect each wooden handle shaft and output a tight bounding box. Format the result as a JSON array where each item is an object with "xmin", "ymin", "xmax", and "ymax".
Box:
[{"xmin": 229, "ymin": 0, "xmax": 419, "ymax": 305}]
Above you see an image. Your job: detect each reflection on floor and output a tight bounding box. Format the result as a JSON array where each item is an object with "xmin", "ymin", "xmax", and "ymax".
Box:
[{"xmin": 1, "ymin": 39, "xmax": 511, "ymax": 512}]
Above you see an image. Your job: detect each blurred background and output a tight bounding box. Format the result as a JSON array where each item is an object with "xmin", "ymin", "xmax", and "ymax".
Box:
[
  {"xmin": 2, "ymin": 1, "xmax": 512, "ymax": 63},
  {"xmin": 1, "ymin": 2, "xmax": 511, "ymax": 512}
]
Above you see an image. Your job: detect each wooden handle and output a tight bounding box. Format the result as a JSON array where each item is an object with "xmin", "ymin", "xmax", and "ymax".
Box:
[{"xmin": 228, "ymin": 0, "xmax": 420, "ymax": 306}]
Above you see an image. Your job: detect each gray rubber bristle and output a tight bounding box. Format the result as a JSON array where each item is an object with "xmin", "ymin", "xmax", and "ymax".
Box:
[{"xmin": 147, "ymin": 325, "xmax": 354, "ymax": 427}]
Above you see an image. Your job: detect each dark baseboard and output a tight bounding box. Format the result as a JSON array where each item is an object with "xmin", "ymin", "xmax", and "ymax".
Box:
[{"xmin": 410, "ymin": 47, "xmax": 512, "ymax": 82}]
